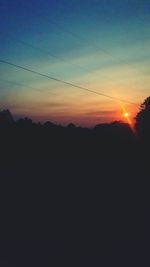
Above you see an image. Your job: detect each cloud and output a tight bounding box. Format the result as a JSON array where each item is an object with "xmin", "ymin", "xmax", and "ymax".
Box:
[{"xmin": 83, "ymin": 110, "xmax": 116, "ymax": 117}]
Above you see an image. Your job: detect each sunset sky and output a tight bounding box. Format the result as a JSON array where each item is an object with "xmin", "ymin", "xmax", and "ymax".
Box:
[{"xmin": 0, "ymin": 0, "xmax": 149, "ymax": 126}]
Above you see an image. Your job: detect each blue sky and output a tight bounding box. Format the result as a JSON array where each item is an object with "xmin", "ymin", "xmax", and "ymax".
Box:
[{"xmin": 0, "ymin": 0, "xmax": 149, "ymax": 125}]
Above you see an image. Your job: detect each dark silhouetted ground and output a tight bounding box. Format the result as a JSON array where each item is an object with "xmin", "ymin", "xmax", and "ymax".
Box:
[{"xmin": 0, "ymin": 112, "xmax": 149, "ymax": 266}]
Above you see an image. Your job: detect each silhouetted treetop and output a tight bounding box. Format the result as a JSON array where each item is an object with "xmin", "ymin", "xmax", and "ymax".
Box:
[
  {"xmin": 135, "ymin": 96, "xmax": 150, "ymax": 139},
  {"xmin": 0, "ymin": 109, "xmax": 14, "ymax": 124},
  {"xmin": 67, "ymin": 123, "xmax": 76, "ymax": 129}
]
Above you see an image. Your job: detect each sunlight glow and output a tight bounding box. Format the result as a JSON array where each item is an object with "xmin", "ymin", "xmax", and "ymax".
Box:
[
  {"xmin": 124, "ymin": 112, "xmax": 129, "ymax": 117},
  {"xmin": 117, "ymin": 99, "xmax": 132, "ymax": 126}
]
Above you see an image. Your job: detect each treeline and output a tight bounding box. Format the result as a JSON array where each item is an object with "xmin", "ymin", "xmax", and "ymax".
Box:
[{"xmin": 0, "ymin": 98, "xmax": 150, "ymax": 266}]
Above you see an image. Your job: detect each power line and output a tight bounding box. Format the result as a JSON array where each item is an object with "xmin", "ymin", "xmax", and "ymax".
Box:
[
  {"xmin": 4, "ymin": 0, "xmax": 140, "ymax": 71},
  {"xmin": 1, "ymin": 2, "xmax": 147, "ymax": 90},
  {"xmin": 0, "ymin": 59, "xmax": 139, "ymax": 106},
  {"xmin": 7, "ymin": 37, "xmax": 109, "ymax": 79},
  {"xmin": 1, "ymin": 0, "xmax": 148, "ymax": 75},
  {"xmin": 18, "ymin": 40, "xmax": 94, "ymax": 74},
  {"xmin": 15, "ymin": 0, "xmax": 141, "ymax": 69},
  {"xmin": 0, "ymin": 34, "xmax": 119, "ymax": 84}
]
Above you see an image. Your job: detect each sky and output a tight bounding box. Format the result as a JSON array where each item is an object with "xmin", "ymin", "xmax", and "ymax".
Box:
[{"xmin": 0, "ymin": 0, "xmax": 149, "ymax": 126}]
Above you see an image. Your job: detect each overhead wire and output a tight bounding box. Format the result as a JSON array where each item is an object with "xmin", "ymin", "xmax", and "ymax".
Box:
[
  {"xmin": 14, "ymin": 0, "xmax": 144, "ymax": 69},
  {"xmin": 0, "ymin": 0, "xmax": 148, "ymax": 90},
  {"xmin": 0, "ymin": 59, "xmax": 139, "ymax": 107},
  {"xmin": 0, "ymin": 34, "xmax": 123, "ymax": 85},
  {"xmin": 0, "ymin": 1, "xmax": 145, "ymax": 110}
]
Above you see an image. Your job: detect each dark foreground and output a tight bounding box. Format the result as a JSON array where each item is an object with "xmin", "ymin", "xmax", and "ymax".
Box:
[{"xmin": 0, "ymin": 120, "xmax": 149, "ymax": 266}]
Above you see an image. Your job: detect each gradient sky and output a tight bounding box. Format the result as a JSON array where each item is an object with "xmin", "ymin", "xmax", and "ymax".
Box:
[{"xmin": 0, "ymin": 0, "xmax": 149, "ymax": 126}]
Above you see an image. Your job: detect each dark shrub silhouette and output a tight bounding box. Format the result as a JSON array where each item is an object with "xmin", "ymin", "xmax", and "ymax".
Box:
[{"xmin": 16, "ymin": 117, "xmax": 33, "ymax": 126}]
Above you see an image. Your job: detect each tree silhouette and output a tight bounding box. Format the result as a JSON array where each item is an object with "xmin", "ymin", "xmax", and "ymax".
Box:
[
  {"xmin": 0, "ymin": 109, "xmax": 14, "ymax": 124},
  {"xmin": 135, "ymin": 96, "xmax": 150, "ymax": 139},
  {"xmin": 0, "ymin": 106, "xmax": 146, "ymax": 266}
]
